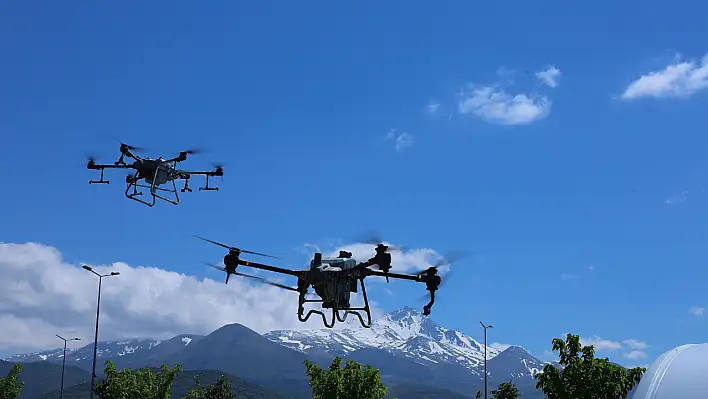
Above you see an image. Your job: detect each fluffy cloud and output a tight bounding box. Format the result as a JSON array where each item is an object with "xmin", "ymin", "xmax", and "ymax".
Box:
[
  {"xmin": 384, "ymin": 129, "xmax": 414, "ymax": 151},
  {"xmin": 580, "ymin": 335, "xmax": 623, "ymax": 351},
  {"xmin": 458, "ymin": 85, "xmax": 551, "ymax": 125},
  {"xmin": 536, "ymin": 66, "xmax": 562, "ymax": 88},
  {"xmin": 689, "ymin": 306, "xmax": 706, "ymax": 317},
  {"xmin": 579, "ymin": 335, "xmax": 649, "ymax": 360},
  {"xmin": 0, "ymin": 241, "xmax": 443, "ymax": 354},
  {"xmin": 621, "ymin": 53, "xmax": 708, "ymax": 100}
]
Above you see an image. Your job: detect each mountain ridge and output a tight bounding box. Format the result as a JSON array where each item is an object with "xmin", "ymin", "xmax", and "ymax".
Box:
[{"xmin": 5, "ymin": 307, "xmax": 552, "ymax": 398}]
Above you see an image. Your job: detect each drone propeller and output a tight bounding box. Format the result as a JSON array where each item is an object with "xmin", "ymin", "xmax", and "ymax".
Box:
[
  {"xmin": 117, "ymin": 142, "xmax": 145, "ymax": 152},
  {"xmin": 354, "ymin": 230, "xmax": 409, "ymax": 252},
  {"xmin": 193, "ymin": 235, "xmax": 280, "ymax": 259},
  {"xmin": 408, "ymin": 250, "xmax": 468, "ymax": 277},
  {"xmin": 181, "ymin": 147, "xmax": 206, "ymax": 155},
  {"xmin": 202, "ymin": 262, "xmax": 296, "ymax": 291}
]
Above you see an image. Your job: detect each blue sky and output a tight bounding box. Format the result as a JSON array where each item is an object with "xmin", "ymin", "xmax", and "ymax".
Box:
[{"xmin": 2, "ymin": 1, "xmax": 708, "ymax": 366}]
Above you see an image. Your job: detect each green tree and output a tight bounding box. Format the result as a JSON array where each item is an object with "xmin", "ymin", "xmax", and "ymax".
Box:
[
  {"xmin": 490, "ymin": 380, "xmax": 520, "ymax": 399},
  {"xmin": 0, "ymin": 363, "xmax": 24, "ymax": 399},
  {"xmin": 183, "ymin": 374, "xmax": 233, "ymax": 399},
  {"xmin": 475, "ymin": 390, "xmax": 481, "ymax": 399},
  {"xmin": 304, "ymin": 356, "xmax": 396, "ymax": 399},
  {"xmin": 535, "ymin": 333, "xmax": 645, "ymax": 399},
  {"xmin": 94, "ymin": 360, "xmax": 183, "ymax": 399}
]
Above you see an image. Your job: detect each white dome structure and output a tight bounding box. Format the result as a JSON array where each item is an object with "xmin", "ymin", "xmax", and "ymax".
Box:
[{"xmin": 632, "ymin": 343, "xmax": 708, "ymax": 399}]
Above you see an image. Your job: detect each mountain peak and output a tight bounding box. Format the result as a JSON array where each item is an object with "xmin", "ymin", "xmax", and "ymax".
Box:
[{"xmin": 386, "ymin": 306, "xmax": 421, "ymax": 320}]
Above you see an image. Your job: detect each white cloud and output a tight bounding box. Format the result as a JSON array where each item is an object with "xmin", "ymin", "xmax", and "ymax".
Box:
[
  {"xmin": 623, "ymin": 350, "xmax": 648, "ymax": 360},
  {"xmin": 0, "ymin": 241, "xmax": 443, "ymax": 354},
  {"xmin": 458, "ymin": 85, "xmax": 551, "ymax": 125},
  {"xmin": 384, "ymin": 130, "xmax": 414, "ymax": 151},
  {"xmin": 622, "ymin": 339, "xmax": 648, "ymax": 350},
  {"xmin": 536, "ymin": 65, "xmax": 562, "ymax": 88},
  {"xmin": 425, "ymin": 101, "xmax": 441, "ymax": 116},
  {"xmin": 580, "ymin": 336, "xmax": 623, "ymax": 351},
  {"xmin": 490, "ymin": 342, "xmax": 512, "ymax": 351},
  {"xmin": 579, "ymin": 336, "xmax": 649, "ymax": 361},
  {"xmin": 689, "ymin": 306, "xmax": 706, "ymax": 317},
  {"xmin": 664, "ymin": 191, "xmax": 689, "ymax": 205},
  {"xmin": 621, "ymin": 53, "xmax": 708, "ymax": 100}
]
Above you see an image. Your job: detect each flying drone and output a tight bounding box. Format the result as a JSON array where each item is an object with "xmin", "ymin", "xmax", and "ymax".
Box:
[
  {"xmin": 196, "ymin": 235, "xmax": 462, "ymax": 329},
  {"xmin": 86, "ymin": 143, "xmax": 224, "ymax": 207}
]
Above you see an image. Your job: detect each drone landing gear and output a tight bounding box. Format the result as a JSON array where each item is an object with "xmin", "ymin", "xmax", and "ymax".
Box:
[
  {"xmin": 199, "ymin": 174, "xmax": 219, "ymax": 191},
  {"xmin": 88, "ymin": 168, "xmax": 110, "ymax": 185},
  {"xmin": 297, "ymin": 278, "xmax": 372, "ymax": 329},
  {"xmin": 124, "ymin": 170, "xmax": 181, "ymax": 207}
]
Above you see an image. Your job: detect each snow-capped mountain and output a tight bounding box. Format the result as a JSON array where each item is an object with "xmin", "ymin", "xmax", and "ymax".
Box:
[
  {"xmin": 5, "ymin": 307, "xmax": 547, "ymax": 384},
  {"xmin": 4, "ymin": 307, "xmax": 555, "ymax": 398},
  {"xmin": 5, "ymin": 334, "xmax": 202, "ymax": 366},
  {"xmin": 264, "ymin": 306, "xmax": 513, "ymax": 373}
]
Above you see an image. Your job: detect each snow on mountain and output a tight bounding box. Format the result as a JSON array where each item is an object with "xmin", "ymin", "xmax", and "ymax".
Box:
[
  {"xmin": 263, "ymin": 306, "xmax": 503, "ymax": 371},
  {"xmin": 4, "ymin": 335, "xmax": 201, "ymax": 364},
  {"xmin": 4, "ymin": 307, "xmax": 548, "ymax": 382}
]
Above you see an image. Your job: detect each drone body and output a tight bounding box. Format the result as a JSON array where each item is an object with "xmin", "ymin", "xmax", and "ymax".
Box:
[
  {"xmin": 198, "ymin": 236, "xmax": 449, "ymax": 329},
  {"xmin": 87, "ymin": 143, "xmax": 223, "ymax": 207}
]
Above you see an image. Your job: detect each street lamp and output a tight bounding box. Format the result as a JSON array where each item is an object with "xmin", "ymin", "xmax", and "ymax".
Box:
[
  {"xmin": 56, "ymin": 335, "xmax": 80, "ymax": 399},
  {"xmin": 480, "ymin": 321, "xmax": 494, "ymax": 399},
  {"xmin": 83, "ymin": 265, "xmax": 119, "ymax": 399}
]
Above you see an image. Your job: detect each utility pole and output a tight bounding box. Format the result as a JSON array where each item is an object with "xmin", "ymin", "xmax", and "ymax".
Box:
[
  {"xmin": 83, "ymin": 265, "xmax": 119, "ymax": 399},
  {"xmin": 480, "ymin": 321, "xmax": 494, "ymax": 399},
  {"xmin": 56, "ymin": 335, "xmax": 81, "ymax": 399}
]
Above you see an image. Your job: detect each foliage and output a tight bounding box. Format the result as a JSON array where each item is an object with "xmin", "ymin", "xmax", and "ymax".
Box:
[
  {"xmin": 535, "ymin": 333, "xmax": 646, "ymax": 399},
  {"xmin": 476, "ymin": 389, "xmax": 481, "ymax": 399},
  {"xmin": 304, "ymin": 356, "xmax": 397, "ymax": 399},
  {"xmin": 490, "ymin": 380, "xmax": 520, "ymax": 399},
  {"xmin": 94, "ymin": 360, "xmax": 183, "ymax": 399},
  {"xmin": 183, "ymin": 374, "xmax": 233, "ymax": 399},
  {"xmin": 0, "ymin": 363, "xmax": 24, "ymax": 399}
]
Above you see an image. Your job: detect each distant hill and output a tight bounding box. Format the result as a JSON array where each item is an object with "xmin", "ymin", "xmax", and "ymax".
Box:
[
  {"xmin": 31, "ymin": 369, "xmax": 285, "ymax": 399},
  {"xmin": 0, "ymin": 359, "xmax": 90, "ymax": 399}
]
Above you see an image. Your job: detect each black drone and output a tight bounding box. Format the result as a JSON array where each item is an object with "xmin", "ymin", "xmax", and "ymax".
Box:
[
  {"xmin": 196, "ymin": 235, "xmax": 462, "ymax": 329},
  {"xmin": 86, "ymin": 143, "xmax": 224, "ymax": 207}
]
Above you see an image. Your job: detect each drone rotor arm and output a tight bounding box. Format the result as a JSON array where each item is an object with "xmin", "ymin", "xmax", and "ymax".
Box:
[
  {"xmin": 366, "ymin": 269, "xmax": 420, "ymax": 282},
  {"xmin": 236, "ymin": 259, "xmax": 303, "ymax": 278},
  {"xmin": 87, "ymin": 162, "xmax": 133, "ymax": 170}
]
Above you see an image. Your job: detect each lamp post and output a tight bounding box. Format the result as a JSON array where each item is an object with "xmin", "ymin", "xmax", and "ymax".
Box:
[
  {"xmin": 56, "ymin": 335, "xmax": 81, "ymax": 399},
  {"xmin": 480, "ymin": 321, "xmax": 493, "ymax": 399},
  {"xmin": 83, "ymin": 265, "xmax": 119, "ymax": 399}
]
